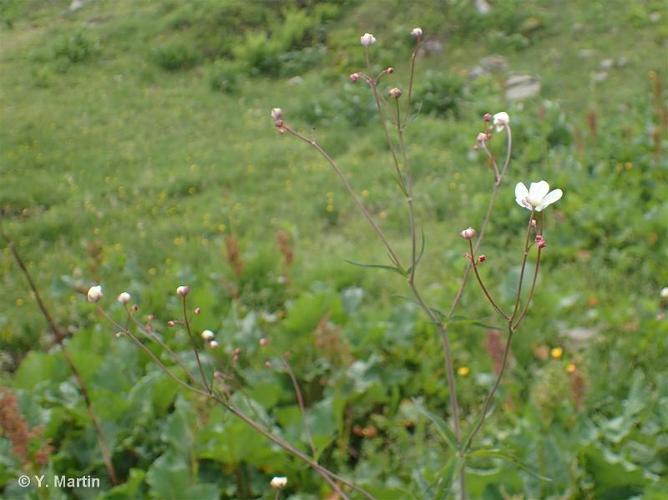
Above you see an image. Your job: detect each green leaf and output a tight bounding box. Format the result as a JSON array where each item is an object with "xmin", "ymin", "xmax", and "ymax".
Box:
[
  {"xmin": 413, "ymin": 400, "xmax": 459, "ymax": 451},
  {"xmin": 101, "ymin": 468, "xmax": 146, "ymax": 499},
  {"xmin": 467, "ymin": 448, "xmax": 552, "ymax": 482},
  {"xmin": 345, "ymin": 259, "xmax": 406, "ymax": 276},
  {"xmin": 433, "ymin": 455, "xmax": 463, "ymax": 500}
]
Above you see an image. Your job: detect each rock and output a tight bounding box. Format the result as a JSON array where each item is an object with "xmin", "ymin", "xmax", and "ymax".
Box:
[
  {"xmin": 600, "ymin": 58, "xmax": 614, "ymax": 70},
  {"xmin": 422, "ymin": 39, "xmax": 443, "ymax": 55},
  {"xmin": 70, "ymin": 0, "xmax": 84, "ymax": 11},
  {"xmin": 475, "ymin": 0, "xmax": 491, "ymax": 15},
  {"xmin": 480, "ymin": 55, "xmax": 508, "ymax": 73},
  {"xmin": 591, "ymin": 71, "xmax": 608, "ymax": 82},
  {"xmin": 505, "ymin": 74, "xmax": 540, "ymax": 100}
]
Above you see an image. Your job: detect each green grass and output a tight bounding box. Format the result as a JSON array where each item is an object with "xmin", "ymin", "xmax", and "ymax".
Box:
[{"xmin": 1, "ymin": 0, "xmax": 668, "ymax": 497}]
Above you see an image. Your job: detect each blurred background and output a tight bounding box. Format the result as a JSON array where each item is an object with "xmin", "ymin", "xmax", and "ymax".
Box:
[{"xmin": 1, "ymin": 0, "xmax": 667, "ymax": 498}]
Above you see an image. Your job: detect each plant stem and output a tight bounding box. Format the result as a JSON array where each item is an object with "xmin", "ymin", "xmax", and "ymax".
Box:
[
  {"xmin": 181, "ymin": 296, "xmax": 211, "ymax": 394},
  {"xmin": 1, "ymin": 228, "xmax": 118, "ymax": 484},
  {"xmin": 468, "ymin": 240, "xmax": 509, "ymax": 320},
  {"xmin": 282, "ymin": 356, "xmax": 317, "ymax": 458}
]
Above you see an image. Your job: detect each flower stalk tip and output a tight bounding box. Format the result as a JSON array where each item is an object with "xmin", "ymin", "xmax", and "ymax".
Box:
[{"xmin": 87, "ymin": 285, "xmax": 103, "ymax": 303}]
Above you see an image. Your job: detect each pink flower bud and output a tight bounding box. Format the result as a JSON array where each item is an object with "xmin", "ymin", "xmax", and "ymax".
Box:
[
  {"xmin": 536, "ymin": 235, "xmax": 546, "ymax": 249},
  {"xmin": 388, "ymin": 87, "xmax": 402, "ymax": 99},
  {"xmin": 259, "ymin": 337, "xmax": 269, "ymax": 347},
  {"xmin": 117, "ymin": 291, "xmax": 131, "ymax": 304},
  {"xmin": 209, "ymin": 340, "xmax": 219, "ymax": 348},
  {"xmin": 478, "ymin": 255, "xmax": 487, "ymax": 263},
  {"xmin": 476, "ymin": 132, "xmax": 488, "ymax": 144},
  {"xmin": 271, "ymin": 108, "xmax": 283, "ymax": 122},
  {"xmin": 411, "ymin": 27, "xmax": 423, "ymax": 39},
  {"xmin": 167, "ymin": 320, "xmax": 176, "ymax": 327},
  {"xmin": 460, "ymin": 227, "xmax": 476, "ymax": 240},
  {"xmin": 483, "ymin": 112, "xmax": 492, "ymax": 122},
  {"xmin": 176, "ymin": 285, "xmax": 190, "ymax": 297},
  {"xmin": 385, "ymin": 67, "xmax": 394, "ymax": 74}
]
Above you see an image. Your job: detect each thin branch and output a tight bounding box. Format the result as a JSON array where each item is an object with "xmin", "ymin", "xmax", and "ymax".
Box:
[
  {"xmin": 0, "ymin": 227, "xmax": 118, "ymax": 484},
  {"xmin": 467, "ymin": 240, "xmax": 509, "ymax": 320},
  {"xmin": 282, "ymin": 356, "xmax": 317, "ymax": 458},
  {"xmin": 181, "ymin": 296, "xmax": 211, "ymax": 394}
]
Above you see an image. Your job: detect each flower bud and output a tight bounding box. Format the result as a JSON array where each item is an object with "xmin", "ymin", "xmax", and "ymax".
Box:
[
  {"xmin": 411, "ymin": 27, "xmax": 423, "ymax": 39},
  {"xmin": 270, "ymin": 477, "xmax": 288, "ymax": 490},
  {"xmin": 535, "ymin": 234, "xmax": 546, "ymax": 249},
  {"xmin": 476, "ymin": 132, "xmax": 488, "ymax": 144},
  {"xmin": 661, "ymin": 287, "xmax": 668, "ymax": 299},
  {"xmin": 87, "ymin": 285, "xmax": 103, "ymax": 303},
  {"xmin": 209, "ymin": 340, "xmax": 219, "ymax": 348},
  {"xmin": 483, "ymin": 112, "xmax": 492, "ymax": 122},
  {"xmin": 176, "ymin": 285, "xmax": 190, "ymax": 297},
  {"xmin": 194, "ymin": 307, "xmax": 201, "ymax": 315},
  {"xmin": 388, "ymin": 87, "xmax": 402, "ymax": 99},
  {"xmin": 117, "ymin": 292, "xmax": 131, "ymax": 304},
  {"xmin": 132, "ymin": 304, "xmax": 139, "ymax": 312},
  {"xmin": 167, "ymin": 320, "xmax": 176, "ymax": 327},
  {"xmin": 478, "ymin": 255, "xmax": 486, "ymax": 263},
  {"xmin": 259, "ymin": 337, "xmax": 269, "ymax": 347},
  {"xmin": 201, "ymin": 329, "xmax": 215, "ymax": 341},
  {"xmin": 385, "ymin": 66, "xmax": 394, "ymax": 74},
  {"xmin": 360, "ymin": 33, "xmax": 376, "ymax": 47},
  {"xmin": 271, "ymin": 108, "xmax": 283, "ymax": 122},
  {"xmin": 350, "ymin": 72, "xmax": 360, "ymax": 82},
  {"xmin": 493, "ymin": 111, "xmax": 510, "ymax": 131},
  {"xmin": 460, "ymin": 227, "xmax": 476, "ymax": 240}
]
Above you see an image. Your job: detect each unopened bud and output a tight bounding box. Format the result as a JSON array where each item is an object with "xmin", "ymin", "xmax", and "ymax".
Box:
[
  {"xmin": 87, "ymin": 285, "xmax": 103, "ymax": 303},
  {"xmin": 117, "ymin": 291, "xmax": 131, "ymax": 304},
  {"xmin": 530, "ymin": 219, "xmax": 537, "ymax": 228},
  {"xmin": 478, "ymin": 255, "xmax": 487, "ymax": 263},
  {"xmin": 476, "ymin": 132, "xmax": 488, "ymax": 144},
  {"xmin": 167, "ymin": 320, "xmax": 176, "ymax": 327},
  {"xmin": 483, "ymin": 112, "xmax": 492, "ymax": 122},
  {"xmin": 411, "ymin": 27, "xmax": 423, "ymax": 39},
  {"xmin": 271, "ymin": 108, "xmax": 283, "ymax": 122},
  {"xmin": 176, "ymin": 285, "xmax": 190, "ymax": 297},
  {"xmin": 209, "ymin": 340, "xmax": 219, "ymax": 348},
  {"xmin": 389, "ymin": 87, "xmax": 402, "ymax": 99},
  {"xmin": 350, "ymin": 72, "xmax": 360, "ymax": 82},
  {"xmin": 270, "ymin": 476, "xmax": 288, "ymax": 490},
  {"xmin": 259, "ymin": 337, "xmax": 269, "ymax": 347},
  {"xmin": 360, "ymin": 33, "xmax": 376, "ymax": 47},
  {"xmin": 536, "ymin": 235, "xmax": 546, "ymax": 249},
  {"xmin": 201, "ymin": 329, "xmax": 215, "ymax": 341},
  {"xmin": 131, "ymin": 304, "xmax": 139, "ymax": 312},
  {"xmin": 194, "ymin": 307, "xmax": 201, "ymax": 315},
  {"xmin": 264, "ymin": 360, "xmax": 272, "ymax": 368},
  {"xmin": 661, "ymin": 287, "xmax": 668, "ymax": 299},
  {"xmin": 385, "ymin": 66, "xmax": 394, "ymax": 74},
  {"xmin": 460, "ymin": 227, "xmax": 476, "ymax": 240},
  {"xmin": 147, "ymin": 314, "xmax": 154, "ymax": 322}
]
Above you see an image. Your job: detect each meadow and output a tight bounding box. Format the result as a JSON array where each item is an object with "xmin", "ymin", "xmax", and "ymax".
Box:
[{"xmin": 1, "ymin": 0, "xmax": 668, "ymax": 498}]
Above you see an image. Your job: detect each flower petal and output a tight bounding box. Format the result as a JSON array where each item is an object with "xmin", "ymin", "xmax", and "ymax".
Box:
[
  {"xmin": 536, "ymin": 189, "xmax": 563, "ymax": 211},
  {"xmin": 529, "ymin": 181, "xmax": 550, "ymax": 200},
  {"xmin": 514, "ymin": 182, "xmax": 529, "ymax": 208}
]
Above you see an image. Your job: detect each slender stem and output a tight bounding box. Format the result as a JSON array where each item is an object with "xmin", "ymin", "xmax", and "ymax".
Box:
[
  {"xmin": 513, "ymin": 248, "xmax": 542, "ymax": 329},
  {"xmin": 0, "ymin": 229, "xmax": 118, "ymax": 484},
  {"xmin": 467, "ymin": 240, "xmax": 509, "ymax": 320},
  {"xmin": 510, "ymin": 214, "xmax": 535, "ymax": 322},
  {"xmin": 282, "ymin": 356, "xmax": 317, "ymax": 458},
  {"xmin": 181, "ymin": 296, "xmax": 211, "ymax": 394},
  {"xmin": 462, "ymin": 324, "xmax": 515, "ymax": 451},
  {"xmin": 369, "ymin": 82, "xmax": 405, "ymax": 190},
  {"xmin": 283, "ymin": 126, "xmax": 403, "ymax": 270},
  {"xmin": 100, "ymin": 310, "xmax": 360, "ymax": 500},
  {"xmin": 407, "ymin": 39, "xmax": 420, "ymax": 110}
]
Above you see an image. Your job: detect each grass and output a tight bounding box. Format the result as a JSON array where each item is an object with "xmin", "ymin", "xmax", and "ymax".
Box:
[{"xmin": 1, "ymin": 0, "xmax": 668, "ymax": 497}]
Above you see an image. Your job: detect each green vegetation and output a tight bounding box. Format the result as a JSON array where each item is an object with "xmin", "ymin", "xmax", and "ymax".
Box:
[{"xmin": 1, "ymin": 0, "xmax": 667, "ymax": 498}]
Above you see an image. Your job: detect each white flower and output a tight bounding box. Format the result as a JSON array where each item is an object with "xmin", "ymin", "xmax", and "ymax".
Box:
[
  {"xmin": 117, "ymin": 292, "xmax": 131, "ymax": 305},
  {"xmin": 661, "ymin": 287, "xmax": 668, "ymax": 299},
  {"xmin": 201, "ymin": 329, "xmax": 215, "ymax": 341},
  {"xmin": 360, "ymin": 33, "xmax": 376, "ymax": 47},
  {"xmin": 209, "ymin": 340, "xmax": 219, "ymax": 348},
  {"xmin": 270, "ymin": 476, "xmax": 288, "ymax": 489},
  {"xmin": 515, "ymin": 181, "xmax": 563, "ymax": 211},
  {"xmin": 411, "ymin": 27, "xmax": 423, "ymax": 38},
  {"xmin": 87, "ymin": 285, "xmax": 103, "ymax": 303},
  {"xmin": 176, "ymin": 285, "xmax": 190, "ymax": 297},
  {"xmin": 493, "ymin": 112, "xmax": 510, "ymax": 131}
]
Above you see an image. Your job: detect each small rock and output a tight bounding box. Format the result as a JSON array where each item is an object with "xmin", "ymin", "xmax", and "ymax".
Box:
[
  {"xmin": 600, "ymin": 58, "xmax": 614, "ymax": 70},
  {"xmin": 70, "ymin": 0, "xmax": 84, "ymax": 11},
  {"xmin": 649, "ymin": 12, "xmax": 661, "ymax": 23},
  {"xmin": 475, "ymin": 0, "xmax": 491, "ymax": 15},
  {"xmin": 505, "ymin": 74, "xmax": 540, "ymax": 100},
  {"xmin": 591, "ymin": 71, "xmax": 608, "ymax": 82},
  {"xmin": 480, "ymin": 55, "xmax": 508, "ymax": 73},
  {"xmin": 422, "ymin": 39, "xmax": 443, "ymax": 55}
]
